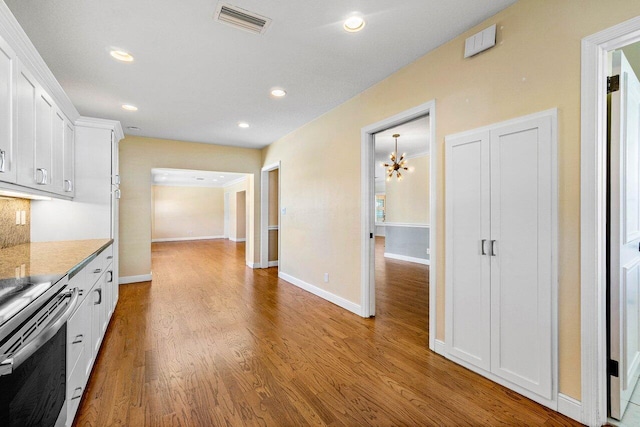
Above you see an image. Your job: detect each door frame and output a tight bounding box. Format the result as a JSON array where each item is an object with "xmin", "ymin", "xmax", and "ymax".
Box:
[
  {"xmin": 260, "ymin": 161, "xmax": 281, "ymax": 268},
  {"xmin": 581, "ymin": 15, "xmax": 640, "ymax": 426},
  {"xmin": 360, "ymin": 99, "xmax": 437, "ymax": 350}
]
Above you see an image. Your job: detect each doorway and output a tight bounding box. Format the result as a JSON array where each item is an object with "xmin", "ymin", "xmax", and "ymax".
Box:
[
  {"xmin": 581, "ymin": 16, "xmax": 640, "ymax": 426},
  {"xmin": 260, "ymin": 162, "xmax": 281, "ymax": 269},
  {"xmin": 360, "ymin": 100, "xmax": 437, "ymax": 349}
]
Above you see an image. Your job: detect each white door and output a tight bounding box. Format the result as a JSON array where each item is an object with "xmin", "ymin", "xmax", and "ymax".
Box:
[
  {"xmin": 609, "ymin": 50, "xmax": 640, "ymax": 420},
  {"xmin": 445, "ymin": 130, "xmax": 492, "ymax": 371},
  {"xmin": 489, "ymin": 116, "xmax": 554, "ymax": 400},
  {"xmin": 0, "ymin": 35, "xmax": 16, "ymax": 183}
]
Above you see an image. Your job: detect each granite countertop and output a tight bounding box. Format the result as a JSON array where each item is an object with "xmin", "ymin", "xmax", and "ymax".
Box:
[{"xmin": 0, "ymin": 239, "xmax": 113, "ymax": 282}]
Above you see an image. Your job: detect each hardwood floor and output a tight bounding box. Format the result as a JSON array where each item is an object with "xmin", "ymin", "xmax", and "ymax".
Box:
[{"xmin": 74, "ymin": 238, "xmax": 579, "ymax": 426}]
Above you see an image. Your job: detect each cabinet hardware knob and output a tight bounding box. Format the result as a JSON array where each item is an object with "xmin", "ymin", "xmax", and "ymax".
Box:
[
  {"xmin": 93, "ymin": 268, "xmax": 102, "ymax": 274},
  {"xmin": 36, "ymin": 168, "xmax": 48, "ymax": 185},
  {"xmin": 490, "ymin": 240, "xmax": 497, "ymax": 256},
  {"xmin": 71, "ymin": 387, "xmax": 83, "ymax": 399},
  {"xmin": 72, "ymin": 334, "xmax": 83, "ymax": 344},
  {"xmin": 0, "ymin": 150, "xmax": 5, "ymax": 173},
  {"xmin": 481, "ymin": 239, "xmax": 487, "ymax": 255}
]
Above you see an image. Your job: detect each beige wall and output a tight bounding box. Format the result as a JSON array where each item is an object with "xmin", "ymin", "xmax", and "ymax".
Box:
[
  {"xmin": 385, "ymin": 155, "xmax": 429, "ymax": 224},
  {"xmin": 262, "ymin": 0, "xmax": 640, "ymax": 399},
  {"xmin": 151, "ymin": 185, "xmax": 224, "ymax": 240},
  {"xmin": 119, "ymin": 136, "xmax": 261, "ymax": 277}
]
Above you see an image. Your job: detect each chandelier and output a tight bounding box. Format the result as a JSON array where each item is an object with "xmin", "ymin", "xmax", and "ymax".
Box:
[{"xmin": 383, "ymin": 134, "xmax": 408, "ymax": 181}]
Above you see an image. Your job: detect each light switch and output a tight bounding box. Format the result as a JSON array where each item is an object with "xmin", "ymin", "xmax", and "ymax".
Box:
[{"xmin": 281, "ymin": 207, "xmax": 286, "ymax": 215}]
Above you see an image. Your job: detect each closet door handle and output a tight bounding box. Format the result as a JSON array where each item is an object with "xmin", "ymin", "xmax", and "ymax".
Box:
[
  {"xmin": 490, "ymin": 240, "xmax": 497, "ymax": 256},
  {"xmin": 481, "ymin": 239, "xmax": 487, "ymax": 255}
]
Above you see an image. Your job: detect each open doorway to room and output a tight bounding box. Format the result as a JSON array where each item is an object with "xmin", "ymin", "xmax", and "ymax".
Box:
[
  {"xmin": 605, "ymin": 40, "xmax": 640, "ymax": 425},
  {"xmin": 361, "ymin": 100, "xmax": 436, "ymax": 349},
  {"xmin": 260, "ymin": 163, "xmax": 280, "ymax": 269},
  {"xmin": 372, "ymin": 118, "xmax": 430, "ymax": 321},
  {"xmin": 150, "ymin": 168, "xmax": 250, "ymax": 253}
]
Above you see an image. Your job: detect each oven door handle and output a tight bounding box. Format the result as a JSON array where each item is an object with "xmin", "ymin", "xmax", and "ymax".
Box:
[{"xmin": 0, "ymin": 287, "xmax": 79, "ymax": 376}]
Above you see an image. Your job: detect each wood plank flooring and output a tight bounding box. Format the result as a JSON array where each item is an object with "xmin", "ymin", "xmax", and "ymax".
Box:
[{"xmin": 73, "ymin": 238, "xmax": 580, "ymax": 426}]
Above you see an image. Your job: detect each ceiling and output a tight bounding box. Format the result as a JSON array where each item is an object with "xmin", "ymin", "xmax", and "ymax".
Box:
[
  {"xmin": 4, "ymin": 0, "xmax": 517, "ymax": 149},
  {"xmin": 152, "ymin": 168, "xmax": 247, "ymax": 187}
]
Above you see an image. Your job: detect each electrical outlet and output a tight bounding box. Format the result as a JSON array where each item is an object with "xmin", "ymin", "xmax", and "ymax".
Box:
[{"xmin": 324, "ymin": 273, "xmax": 329, "ymax": 283}]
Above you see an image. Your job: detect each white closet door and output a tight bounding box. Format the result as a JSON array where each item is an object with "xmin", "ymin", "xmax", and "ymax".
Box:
[
  {"xmin": 489, "ymin": 115, "xmax": 554, "ymax": 399},
  {"xmin": 445, "ymin": 130, "xmax": 491, "ymax": 370}
]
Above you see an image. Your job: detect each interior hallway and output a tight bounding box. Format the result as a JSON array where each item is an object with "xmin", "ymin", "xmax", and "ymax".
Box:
[{"xmin": 73, "ymin": 238, "xmax": 579, "ymax": 426}]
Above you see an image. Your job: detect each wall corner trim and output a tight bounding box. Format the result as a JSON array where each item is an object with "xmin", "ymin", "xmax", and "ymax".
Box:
[
  {"xmin": 434, "ymin": 339, "xmax": 446, "ymax": 356},
  {"xmin": 278, "ymin": 271, "xmax": 362, "ymax": 316},
  {"xmin": 120, "ymin": 273, "xmax": 153, "ymax": 284},
  {"xmin": 557, "ymin": 394, "xmax": 582, "ymax": 424}
]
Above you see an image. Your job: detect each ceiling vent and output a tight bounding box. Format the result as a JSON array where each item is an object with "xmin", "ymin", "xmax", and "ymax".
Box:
[{"xmin": 214, "ymin": 3, "xmax": 272, "ymax": 35}]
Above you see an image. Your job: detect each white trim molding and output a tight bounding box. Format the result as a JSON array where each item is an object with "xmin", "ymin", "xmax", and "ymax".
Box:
[
  {"xmin": 279, "ymin": 272, "xmax": 361, "ymax": 316},
  {"xmin": 76, "ymin": 116, "xmax": 125, "ymax": 142},
  {"xmin": 435, "ymin": 339, "xmax": 446, "ymax": 356},
  {"xmin": 152, "ymin": 235, "xmax": 224, "ymax": 243},
  {"xmin": 268, "ymin": 225, "xmax": 279, "ymax": 231},
  {"xmin": 384, "ymin": 252, "xmax": 429, "ymax": 265},
  {"xmin": 222, "ymin": 176, "xmax": 247, "ymax": 188},
  {"xmin": 246, "ymin": 262, "xmax": 259, "ymax": 269},
  {"xmin": 580, "ymin": 16, "xmax": 640, "ymax": 427},
  {"xmin": 361, "ymin": 99, "xmax": 437, "ymax": 352},
  {"xmin": 268, "ymin": 260, "xmax": 279, "ymax": 267},
  {"xmin": 558, "ymin": 394, "xmax": 582, "ymax": 424},
  {"xmin": 229, "ymin": 237, "xmax": 246, "ymax": 242},
  {"xmin": 120, "ymin": 273, "xmax": 153, "ymax": 284}
]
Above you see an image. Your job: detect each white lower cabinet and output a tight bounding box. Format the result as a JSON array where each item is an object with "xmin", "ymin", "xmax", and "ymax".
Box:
[
  {"xmin": 66, "ymin": 244, "xmax": 118, "ymax": 426},
  {"xmin": 444, "ymin": 110, "xmax": 557, "ymax": 407}
]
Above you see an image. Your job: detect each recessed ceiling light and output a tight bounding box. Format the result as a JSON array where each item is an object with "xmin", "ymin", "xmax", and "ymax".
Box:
[
  {"xmin": 110, "ymin": 50, "xmax": 134, "ymax": 62},
  {"xmin": 220, "ymin": 175, "xmax": 225, "ymax": 178},
  {"xmin": 344, "ymin": 15, "xmax": 365, "ymax": 32},
  {"xmin": 238, "ymin": 122, "xmax": 249, "ymax": 128},
  {"xmin": 212, "ymin": 179, "xmax": 218, "ymax": 182},
  {"xmin": 122, "ymin": 104, "xmax": 138, "ymax": 111},
  {"xmin": 270, "ymin": 88, "xmax": 287, "ymax": 97}
]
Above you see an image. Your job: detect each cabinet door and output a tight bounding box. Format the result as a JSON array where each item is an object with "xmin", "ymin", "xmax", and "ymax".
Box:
[
  {"xmin": 0, "ymin": 35, "xmax": 16, "ymax": 183},
  {"xmin": 34, "ymin": 88, "xmax": 54, "ymax": 188},
  {"xmin": 51, "ymin": 108, "xmax": 65, "ymax": 194},
  {"xmin": 91, "ymin": 284, "xmax": 104, "ymax": 356},
  {"xmin": 63, "ymin": 120, "xmax": 75, "ymax": 196},
  {"xmin": 445, "ymin": 130, "xmax": 491, "ymax": 371},
  {"xmin": 489, "ymin": 115, "xmax": 554, "ymax": 399},
  {"xmin": 16, "ymin": 64, "xmax": 37, "ymax": 187}
]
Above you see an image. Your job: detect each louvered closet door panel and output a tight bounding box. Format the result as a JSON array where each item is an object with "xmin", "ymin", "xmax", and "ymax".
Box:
[
  {"xmin": 489, "ymin": 116, "xmax": 553, "ymax": 399},
  {"xmin": 445, "ymin": 130, "xmax": 491, "ymax": 371}
]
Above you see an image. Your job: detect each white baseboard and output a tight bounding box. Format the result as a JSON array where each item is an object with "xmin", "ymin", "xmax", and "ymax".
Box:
[
  {"xmin": 230, "ymin": 237, "xmax": 246, "ymax": 242},
  {"xmin": 152, "ymin": 235, "xmax": 224, "ymax": 242},
  {"xmin": 268, "ymin": 260, "xmax": 279, "ymax": 267},
  {"xmin": 384, "ymin": 252, "xmax": 430, "ymax": 265},
  {"xmin": 557, "ymin": 393, "xmax": 582, "ymax": 423},
  {"xmin": 434, "ymin": 339, "xmax": 446, "ymax": 356},
  {"xmin": 120, "ymin": 273, "xmax": 152, "ymax": 284},
  {"xmin": 278, "ymin": 272, "xmax": 361, "ymax": 316}
]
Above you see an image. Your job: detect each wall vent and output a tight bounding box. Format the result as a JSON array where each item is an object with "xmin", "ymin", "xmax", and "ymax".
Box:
[{"xmin": 214, "ymin": 3, "xmax": 272, "ymax": 35}]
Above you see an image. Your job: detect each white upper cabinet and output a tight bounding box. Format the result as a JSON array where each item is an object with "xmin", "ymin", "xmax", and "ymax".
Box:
[
  {"xmin": 15, "ymin": 63, "xmax": 36, "ymax": 188},
  {"xmin": 63, "ymin": 119, "xmax": 75, "ymax": 196},
  {"xmin": 51, "ymin": 107, "xmax": 65, "ymax": 194},
  {"xmin": 0, "ymin": 35, "xmax": 16, "ymax": 183},
  {"xmin": 34, "ymin": 87, "xmax": 54, "ymax": 189}
]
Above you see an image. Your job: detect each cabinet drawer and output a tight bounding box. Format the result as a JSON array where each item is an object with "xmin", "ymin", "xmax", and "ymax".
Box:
[
  {"xmin": 66, "ymin": 353, "xmax": 87, "ymax": 427},
  {"xmin": 68, "ymin": 267, "xmax": 88, "ymax": 306},
  {"xmin": 103, "ymin": 244, "xmax": 114, "ymax": 268},
  {"xmin": 67, "ymin": 294, "xmax": 88, "ymax": 379},
  {"xmin": 86, "ymin": 253, "xmax": 106, "ymax": 286}
]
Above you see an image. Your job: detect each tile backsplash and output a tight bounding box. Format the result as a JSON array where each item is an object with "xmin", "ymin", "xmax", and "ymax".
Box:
[{"xmin": 0, "ymin": 197, "xmax": 30, "ymax": 249}]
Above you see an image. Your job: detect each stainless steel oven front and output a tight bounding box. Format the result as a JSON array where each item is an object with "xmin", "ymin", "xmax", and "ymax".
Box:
[{"xmin": 0, "ymin": 279, "xmax": 79, "ymax": 427}]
